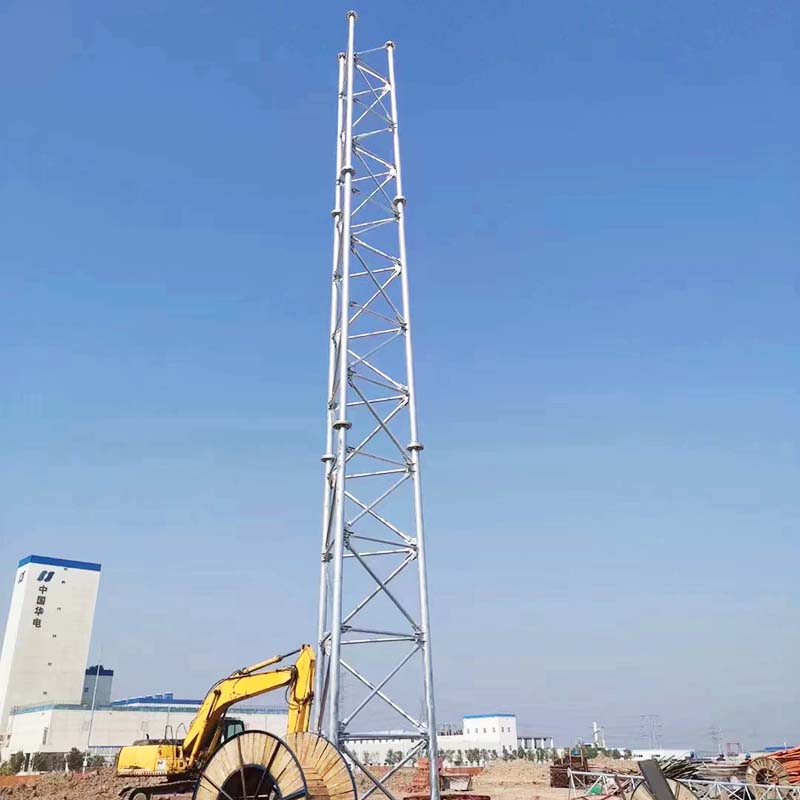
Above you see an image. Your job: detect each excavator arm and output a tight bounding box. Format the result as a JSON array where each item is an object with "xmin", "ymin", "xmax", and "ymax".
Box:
[
  {"xmin": 116, "ymin": 644, "xmax": 356, "ymax": 800},
  {"xmin": 182, "ymin": 644, "xmax": 315, "ymax": 767}
]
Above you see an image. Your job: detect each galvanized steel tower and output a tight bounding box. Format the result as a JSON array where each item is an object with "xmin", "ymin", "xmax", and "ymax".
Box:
[{"xmin": 315, "ymin": 12, "xmax": 440, "ymax": 800}]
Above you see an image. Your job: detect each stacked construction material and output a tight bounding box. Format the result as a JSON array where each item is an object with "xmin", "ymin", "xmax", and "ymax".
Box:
[
  {"xmin": 696, "ymin": 761, "xmax": 748, "ymax": 781},
  {"xmin": 658, "ymin": 758, "xmax": 701, "ymax": 780},
  {"xmin": 550, "ymin": 753, "xmax": 589, "ymax": 788},
  {"xmin": 410, "ymin": 758, "xmax": 438, "ymax": 793},
  {"xmin": 747, "ymin": 747, "xmax": 800, "ymax": 786},
  {"xmin": 403, "ymin": 758, "xmax": 490, "ymax": 800}
]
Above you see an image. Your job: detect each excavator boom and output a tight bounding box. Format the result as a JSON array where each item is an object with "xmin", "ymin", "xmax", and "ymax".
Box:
[
  {"xmin": 182, "ymin": 644, "xmax": 315, "ymax": 764},
  {"xmin": 116, "ymin": 645, "xmax": 355, "ymax": 800},
  {"xmin": 116, "ymin": 644, "xmax": 315, "ymax": 779}
]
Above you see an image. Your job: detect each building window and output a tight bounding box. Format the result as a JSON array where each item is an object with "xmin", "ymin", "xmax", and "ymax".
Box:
[
  {"xmin": 483, "ymin": 728, "xmax": 486, "ymax": 733},
  {"xmin": 493, "ymin": 728, "xmax": 496, "ymax": 733},
  {"xmin": 42, "ymin": 727, "xmax": 48, "ymax": 745}
]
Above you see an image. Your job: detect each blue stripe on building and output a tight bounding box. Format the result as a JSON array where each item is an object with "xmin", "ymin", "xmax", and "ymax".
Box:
[
  {"xmin": 18, "ymin": 555, "xmax": 102, "ymax": 572},
  {"xmin": 463, "ymin": 713, "xmax": 515, "ymax": 719}
]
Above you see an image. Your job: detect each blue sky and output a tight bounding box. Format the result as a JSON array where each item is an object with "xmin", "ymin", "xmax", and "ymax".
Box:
[{"xmin": 1, "ymin": 0, "xmax": 798, "ymax": 750}]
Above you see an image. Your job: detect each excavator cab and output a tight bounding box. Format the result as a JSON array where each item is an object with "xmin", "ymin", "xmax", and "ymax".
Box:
[{"xmin": 221, "ymin": 718, "xmax": 244, "ymax": 741}]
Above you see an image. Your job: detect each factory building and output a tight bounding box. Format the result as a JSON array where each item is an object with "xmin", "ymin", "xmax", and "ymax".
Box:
[
  {"xmin": 82, "ymin": 665, "xmax": 114, "ymax": 707},
  {"xmin": 456, "ymin": 714, "xmax": 519, "ymax": 752},
  {"xmin": 517, "ymin": 735, "xmax": 555, "ymax": 749},
  {"xmin": 349, "ymin": 714, "xmax": 522, "ymax": 765},
  {"xmin": 4, "ymin": 701, "xmax": 289, "ymax": 758},
  {"xmin": 630, "ymin": 748, "xmax": 694, "ymax": 760},
  {"xmin": 0, "ymin": 556, "xmax": 101, "ymax": 735},
  {"xmin": 4, "ymin": 704, "xmax": 525, "ymax": 764}
]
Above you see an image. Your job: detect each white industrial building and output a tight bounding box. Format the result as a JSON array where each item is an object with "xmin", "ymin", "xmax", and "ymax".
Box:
[
  {"xmin": 82, "ymin": 665, "xmax": 114, "ymax": 707},
  {"xmin": 630, "ymin": 748, "xmax": 694, "ymax": 760},
  {"xmin": 447, "ymin": 714, "xmax": 519, "ymax": 754},
  {"xmin": 4, "ymin": 700, "xmax": 289, "ymax": 759},
  {"xmin": 5, "ymin": 705, "xmax": 529, "ymax": 766},
  {"xmin": 0, "ymin": 555, "xmax": 101, "ymax": 735},
  {"xmin": 350, "ymin": 714, "xmax": 522, "ymax": 765},
  {"xmin": 5, "ymin": 705, "xmax": 525, "ymax": 765},
  {"xmin": 517, "ymin": 735, "xmax": 555, "ymax": 749}
]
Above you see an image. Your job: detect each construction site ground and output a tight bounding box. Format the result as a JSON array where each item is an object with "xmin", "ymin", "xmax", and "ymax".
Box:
[
  {"xmin": 0, "ymin": 770, "xmax": 153, "ymax": 798},
  {"xmin": 471, "ymin": 757, "xmax": 637, "ymax": 800},
  {"xmin": 0, "ymin": 758, "xmax": 640, "ymax": 799},
  {"xmin": 471, "ymin": 760, "xmax": 569, "ymax": 800}
]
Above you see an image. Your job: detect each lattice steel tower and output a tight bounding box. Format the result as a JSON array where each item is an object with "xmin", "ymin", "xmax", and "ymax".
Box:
[{"xmin": 315, "ymin": 11, "xmax": 440, "ymax": 800}]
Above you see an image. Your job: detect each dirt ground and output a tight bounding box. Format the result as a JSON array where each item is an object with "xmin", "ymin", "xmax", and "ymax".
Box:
[
  {"xmin": 0, "ymin": 770, "xmax": 154, "ymax": 799},
  {"xmin": 470, "ymin": 758, "xmax": 639, "ymax": 800},
  {"xmin": 0, "ymin": 759, "xmax": 642, "ymax": 800},
  {"xmin": 355, "ymin": 758, "xmax": 641, "ymax": 800},
  {"xmin": 471, "ymin": 759, "xmax": 567, "ymax": 800}
]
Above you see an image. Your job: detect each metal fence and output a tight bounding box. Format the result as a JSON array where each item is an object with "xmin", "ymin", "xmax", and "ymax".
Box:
[{"xmin": 567, "ymin": 770, "xmax": 800, "ymax": 800}]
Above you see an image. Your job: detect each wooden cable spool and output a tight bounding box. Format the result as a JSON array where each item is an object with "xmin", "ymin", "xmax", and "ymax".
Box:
[
  {"xmin": 284, "ymin": 733, "xmax": 357, "ymax": 800},
  {"xmin": 747, "ymin": 749, "xmax": 800, "ymax": 800},
  {"xmin": 193, "ymin": 730, "xmax": 355, "ymax": 800},
  {"xmin": 748, "ymin": 756, "xmax": 792, "ymax": 786}
]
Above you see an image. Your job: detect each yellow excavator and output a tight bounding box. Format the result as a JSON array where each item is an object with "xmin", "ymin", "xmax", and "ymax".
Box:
[{"xmin": 116, "ymin": 645, "xmax": 355, "ymax": 800}]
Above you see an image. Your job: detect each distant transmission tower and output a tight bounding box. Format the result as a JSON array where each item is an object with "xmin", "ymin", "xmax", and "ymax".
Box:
[
  {"xmin": 314, "ymin": 11, "xmax": 440, "ymax": 800},
  {"xmin": 640, "ymin": 714, "xmax": 663, "ymax": 748},
  {"xmin": 710, "ymin": 724, "xmax": 723, "ymax": 755}
]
